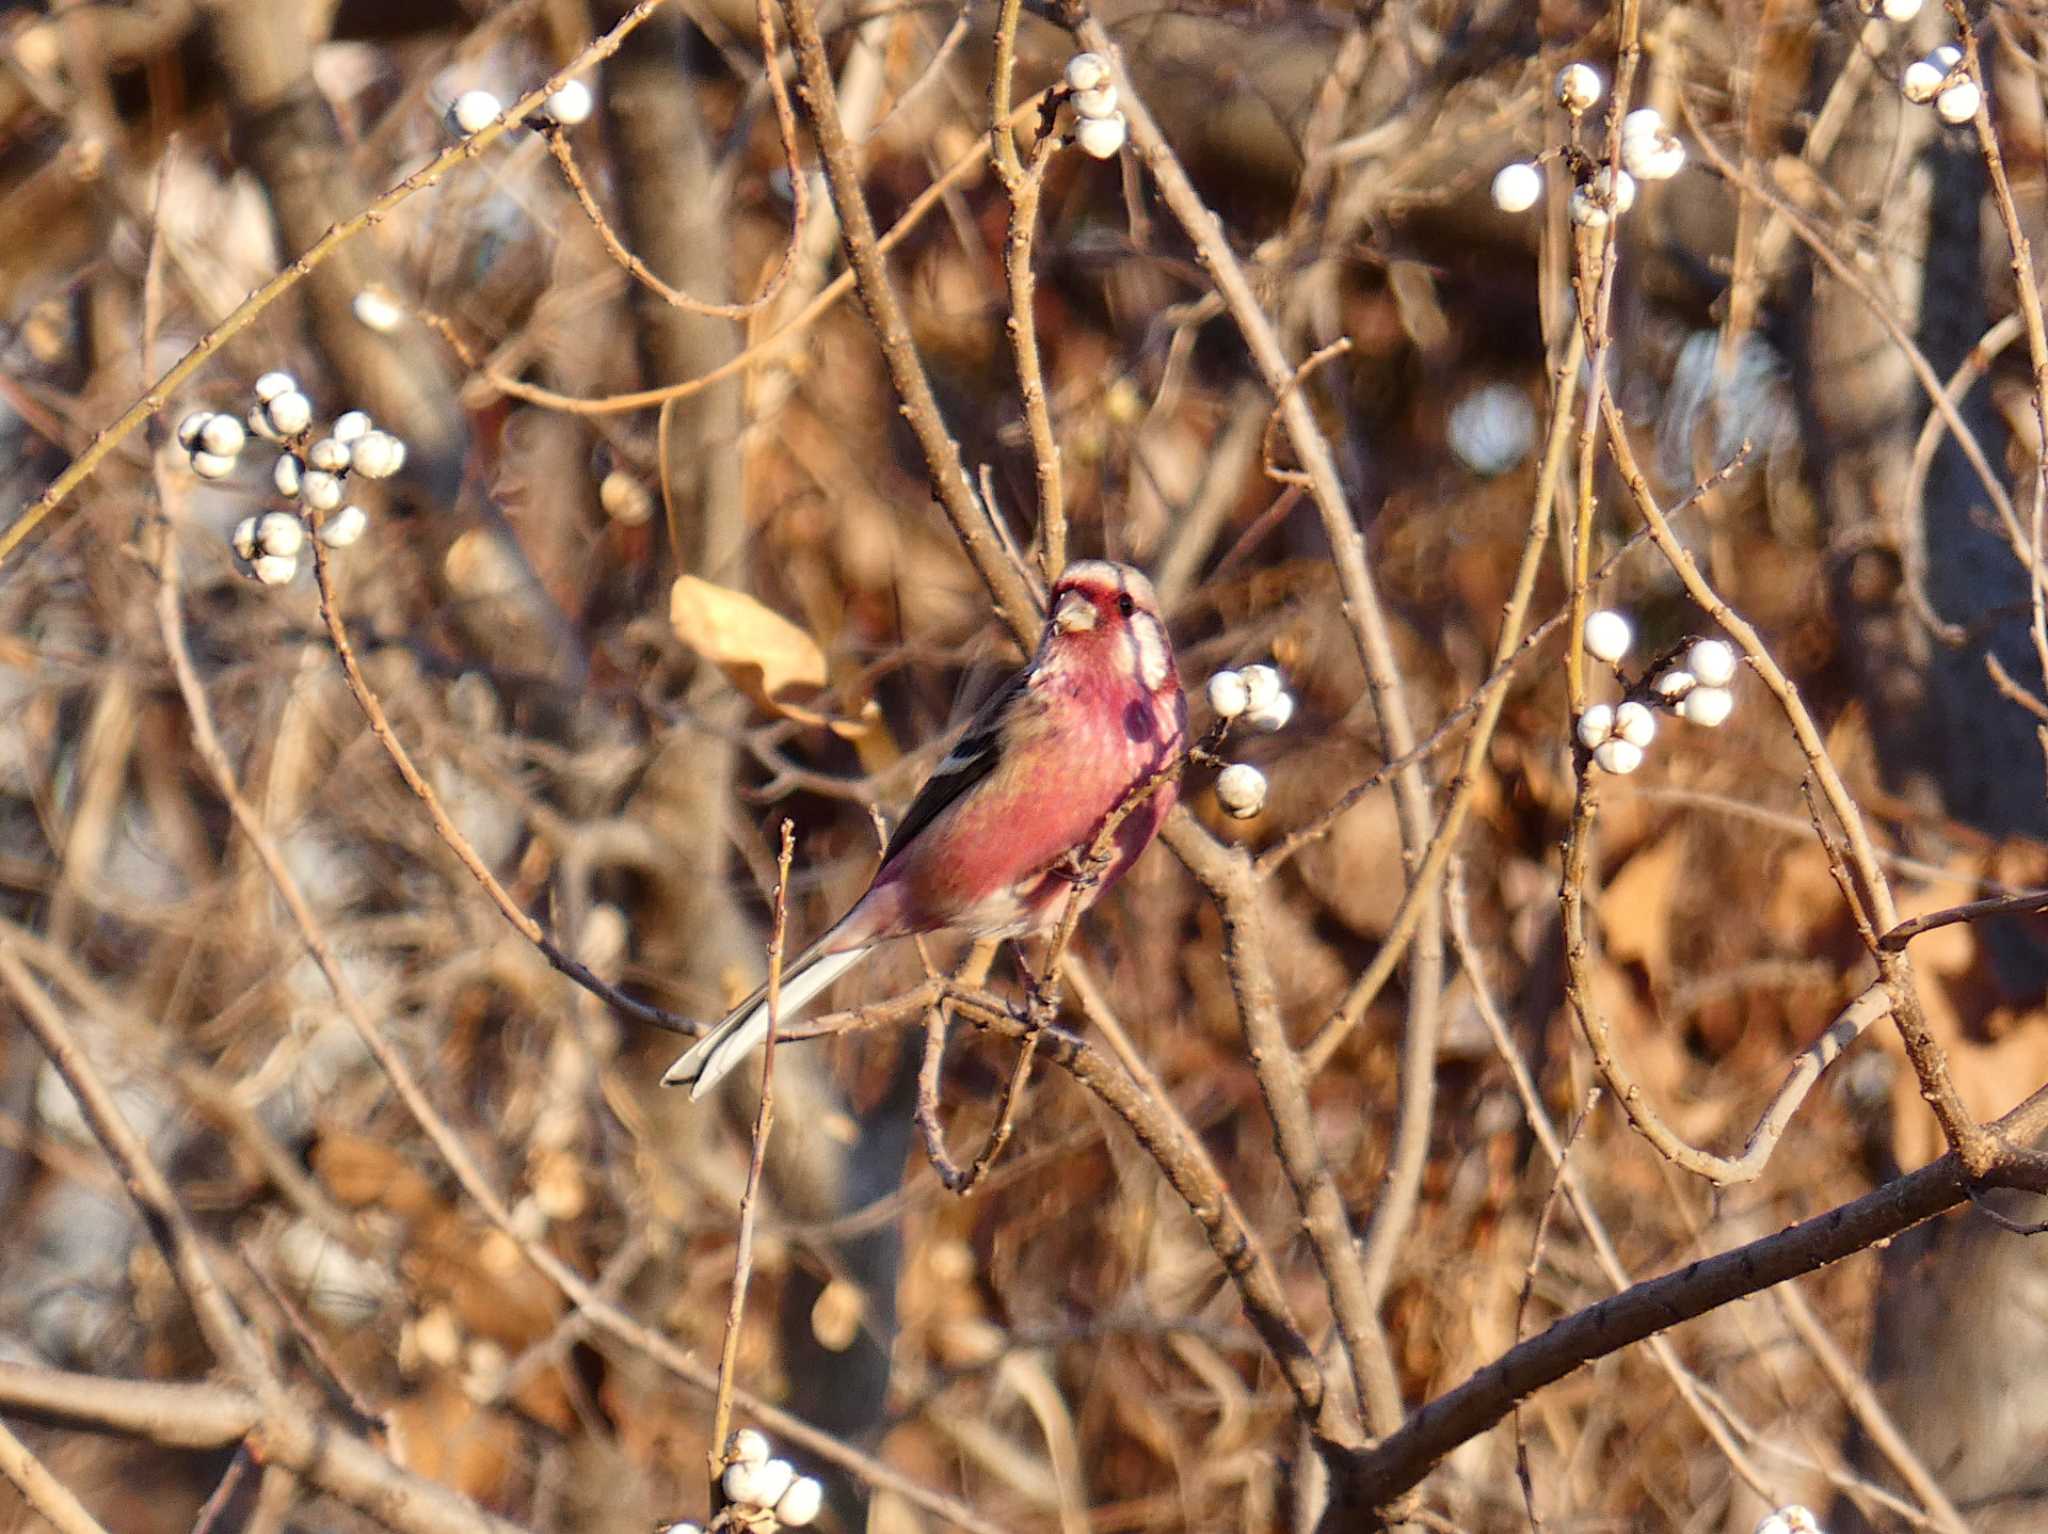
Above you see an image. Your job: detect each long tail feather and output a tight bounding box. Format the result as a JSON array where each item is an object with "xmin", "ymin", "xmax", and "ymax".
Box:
[{"xmin": 661, "ymin": 943, "xmax": 872, "ymax": 1099}]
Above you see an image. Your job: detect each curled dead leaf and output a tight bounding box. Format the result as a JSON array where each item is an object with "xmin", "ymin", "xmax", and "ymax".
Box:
[{"xmin": 669, "ymin": 576, "xmax": 874, "ymax": 737}]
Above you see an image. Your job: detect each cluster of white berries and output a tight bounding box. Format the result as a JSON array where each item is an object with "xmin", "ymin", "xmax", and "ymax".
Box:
[
  {"xmin": 1901, "ymin": 44, "xmax": 1980, "ymax": 124},
  {"xmin": 1491, "ymin": 71, "xmax": 1685, "ymax": 225},
  {"xmin": 659, "ymin": 1429, "xmax": 823, "ymax": 1533},
  {"xmin": 1753, "ymin": 1506, "xmax": 1824, "ymax": 1534},
  {"xmin": 1205, "ymin": 663, "xmax": 1293, "ymax": 820},
  {"xmin": 1576, "ymin": 609, "xmax": 1738, "ymax": 775},
  {"xmin": 446, "ymin": 78, "xmax": 594, "ymax": 140},
  {"xmin": 179, "ymin": 372, "xmax": 405, "ymax": 587},
  {"xmin": 1063, "ymin": 53, "xmax": 1127, "ymax": 160}
]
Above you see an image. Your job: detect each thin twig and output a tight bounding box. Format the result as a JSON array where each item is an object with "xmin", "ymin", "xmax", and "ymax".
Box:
[
  {"xmin": 412, "ymin": 92, "xmax": 1051, "ymax": 419},
  {"xmin": 0, "ymin": 946, "xmax": 273, "ymax": 1389},
  {"xmin": 988, "ymin": 0, "xmax": 1067, "ymax": 579},
  {"xmin": 1773, "ymin": 1284, "xmax": 1971, "ymax": 1534},
  {"xmin": 707, "ymin": 821, "xmax": 796, "ymax": 1492},
  {"xmin": 1510, "ymin": 1088, "xmax": 1597, "ymax": 1534},
  {"xmin": 1598, "ymin": 398, "xmax": 1995, "ymax": 1176},
  {"xmin": 0, "ymin": 0, "xmax": 677, "ymax": 570},
  {"xmin": 1681, "ymin": 95, "xmax": 2037, "ymax": 588},
  {"xmin": 1951, "ymin": 5, "xmax": 2048, "ymax": 711},
  {"xmin": 159, "ymin": 508, "xmax": 1000, "ymax": 1534},
  {"xmin": 0, "ymin": 1416, "xmax": 114, "ymax": 1534},
  {"xmin": 935, "ymin": 981, "xmax": 1347, "ymax": 1447},
  {"xmin": 305, "ymin": 538, "xmax": 694, "ymax": 1037},
  {"xmin": 1880, "ymin": 885, "xmax": 2048, "ymax": 951},
  {"xmin": 538, "ymin": 0, "xmax": 808, "ymax": 321},
  {"xmin": 781, "ymin": 0, "xmax": 1041, "ymax": 643}
]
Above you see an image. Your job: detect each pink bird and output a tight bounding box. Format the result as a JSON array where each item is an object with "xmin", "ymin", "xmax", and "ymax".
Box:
[{"xmin": 665, "ymin": 559, "xmax": 1187, "ymax": 1098}]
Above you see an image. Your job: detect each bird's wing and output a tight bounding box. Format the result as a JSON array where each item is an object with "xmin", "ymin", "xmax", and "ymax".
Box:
[{"xmin": 879, "ymin": 663, "xmax": 1039, "ymax": 865}]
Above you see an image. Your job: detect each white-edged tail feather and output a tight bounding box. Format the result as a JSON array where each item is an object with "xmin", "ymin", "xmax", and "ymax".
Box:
[{"xmin": 661, "ymin": 944, "xmax": 872, "ymax": 1099}]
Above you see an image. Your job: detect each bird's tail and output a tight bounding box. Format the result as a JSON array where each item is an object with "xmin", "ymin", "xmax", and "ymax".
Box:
[{"xmin": 661, "ymin": 941, "xmax": 872, "ymax": 1099}]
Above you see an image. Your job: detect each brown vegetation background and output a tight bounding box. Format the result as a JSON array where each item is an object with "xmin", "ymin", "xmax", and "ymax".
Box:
[{"xmin": 4, "ymin": 1, "xmax": 2048, "ymax": 1532}]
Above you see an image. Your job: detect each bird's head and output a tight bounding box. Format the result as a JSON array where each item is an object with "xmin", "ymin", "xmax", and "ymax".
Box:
[{"xmin": 1046, "ymin": 560, "xmax": 1177, "ymax": 696}]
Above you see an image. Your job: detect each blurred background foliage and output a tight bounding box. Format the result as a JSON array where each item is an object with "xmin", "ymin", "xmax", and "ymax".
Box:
[{"xmin": 3, "ymin": 0, "xmax": 2048, "ymax": 1530}]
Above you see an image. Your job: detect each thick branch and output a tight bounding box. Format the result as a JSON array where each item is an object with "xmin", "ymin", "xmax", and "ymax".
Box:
[{"xmin": 1326, "ymin": 1086, "xmax": 2048, "ymax": 1521}]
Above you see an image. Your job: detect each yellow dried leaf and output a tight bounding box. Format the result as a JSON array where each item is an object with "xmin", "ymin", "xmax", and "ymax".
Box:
[
  {"xmin": 1602, "ymin": 832, "xmax": 1685, "ymax": 991},
  {"xmin": 669, "ymin": 575, "xmax": 828, "ymax": 708}
]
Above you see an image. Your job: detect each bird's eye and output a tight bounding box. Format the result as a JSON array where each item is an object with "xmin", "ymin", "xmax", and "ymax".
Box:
[{"xmin": 1117, "ymin": 593, "xmax": 1136, "ymax": 618}]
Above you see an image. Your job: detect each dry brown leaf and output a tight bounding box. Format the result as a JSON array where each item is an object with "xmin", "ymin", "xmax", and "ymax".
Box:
[
  {"xmin": 669, "ymin": 575, "xmax": 874, "ymax": 736},
  {"xmin": 1602, "ymin": 832, "xmax": 1686, "ymax": 991},
  {"xmin": 388, "ymin": 1377, "xmax": 522, "ymax": 1505},
  {"xmin": 670, "ymin": 575, "xmax": 826, "ymax": 702}
]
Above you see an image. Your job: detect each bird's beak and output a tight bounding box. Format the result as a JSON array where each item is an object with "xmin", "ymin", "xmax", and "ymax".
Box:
[{"xmin": 1054, "ymin": 590, "xmax": 1098, "ymax": 634}]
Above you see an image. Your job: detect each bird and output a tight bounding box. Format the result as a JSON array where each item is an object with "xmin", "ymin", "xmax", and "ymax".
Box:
[{"xmin": 664, "ymin": 559, "xmax": 1187, "ymax": 1098}]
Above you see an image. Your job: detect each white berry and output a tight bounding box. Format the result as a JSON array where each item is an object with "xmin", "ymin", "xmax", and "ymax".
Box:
[
  {"xmin": 176, "ymin": 411, "xmax": 213, "ymax": 449},
  {"xmin": 1902, "ymin": 60, "xmax": 1945, "ymax": 103},
  {"xmin": 1491, "ymin": 162, "xmax": 1542, "ymax": 214},
  {"xmin": 1882, "ymin": 0, "xmax": 1923, "ymax": 18},
  {"xmin": 254, "ymin": 371, "xmax": 297, "ymax": 403},
  {"xmin": 251, "ymin": 552, "xmax": 298, "ymax": 587},
  {"xmin": 776, "ymin": 1478, "xmax": 824, "ymax": 1528},
  {"xmin": 350, "ymin": 431, "xmax": 406, "ymax": 480},
  {"xmin": 1936, "ymin": 78, "xmax": 1982, "ymax": 124},
  {"xmin": 1569, "ymin": 186, "xmax": 1611, "ymax": 228},
  {"xmin": 1246, "ymin": 691, "xmax": 1294, "ymax": 732},
  {"xmin": 1576, "ymin": 703, "xmax": 1615, "ymax": 749},
  {"xmin": 1614, "ymin": 700, "xmax": 1657, "ymax": 748},
  {"xmin": 1621, "ymin": 133, "xmax": 1685, "ymax": 181},
  {"xmin": 1240, "ymin": 664, "xmax": 1282, "ymax": 713},
  {"xmin": 1932, "ymin": 45, "xmax": 1962, "ymax": 69},
  {"xmin": 721, "ymin": 1463, "xmax": 759, "ymax": 1507},
  {"xmin": 231, "ymin": 516, "xmax": 261, "ymax": 561},
  {"xmin": 749, "ymin": 1459, "xmax": 796, "ymax": 1510},
  {"xmin": 544, "ymin": 79, "xmax": 593, "ymax": 125},
  {"xmin": 1583, "ymin": 609, "xmax": 1633, "ymax": 663},
  {"xmin": 320, "ymin": 504, "xmax": 368, "ymax": 548},
  {"xmin": 1074, "ymin": 113, "xmax": 1126, "ymax": 159},
  {"xmin": 255, "ymin": 511, "xmax": 304, "ymax": 557},
  {"xmin": 1621, "ymin": 107, "xmax": 1665, "ymax": 143},
  {"xmin": 190, "ymin": 450, "xmax": 237, "ymax": 480},
  {"xmin": 1556, "ymin": 63, "xmax": 1603, "ymax": 113},
  {"xmin": 199, "ymin": 413, "xmax": 246, "ymax": 458},
  {"xmin": 1593, "ymin": 737, "xmax": 1644, "ymax": 775},
  {"xmin": 332, "ymin": 411, "xmax": 373, "ymax": 443},
  {"xmin": 307, "ymin": 436, "xmax": 352, "ymax": 474},
  {"xmin": 1753, "ymin": 1507, "xmax": 1823, "ymax": 1534},
  {"xmin": 300, "ymin": 469, "xmax": 344, "ymax": 511},
  {"xmin": 1064, "ymin": 52, "xmax": 1110, "ymax": 92},
  {"xmin": 728, "ymin": 1428, "xmax": 770, "ymax": 1467},
  {"xmin": 263, "ymin": 390, "xmax": 313, "ymax": 438},
  {"xmin": 1071, "ymin": 84, "xmax": 1118, "ymax": 119},
  {"xmin": 1652, "ymin": 668, "xmax": 1696, "ymax": 699},
  {"xmin": 1207, "ymin": 670, "xmax": 1250, "ymax": 719},
  {"xmin": 598, "ymin": 469, "xmax": 654, "ymax": 525},
  {"xmin": 352, "ymin": 288, "xmax": 403, "ymax": 333},
  {"xmin": 273, "ymin": 454, "xmax": 303, "ymax": 498},
  {"xmin": 1592, "ymin": 164, "xmax": 1636, "ymax": 212},
  {"xmin": 1677, "ymin": 685, "xmax": 1733, "ymax": 727},
  {"xmin": 450, "ymin": 89, "xmax": 502, "ymax": 136},
  {"xmin": 1216, "ymin": 763, "xmax": 1269, "ymax": 819},
  {"xmin": 1685, "ymin": 638, "xmax": 1737, "ymax": 686},
  {"xmin": 656, "ymin": 1525, "xmax": 702, "ymax": 1534}
]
